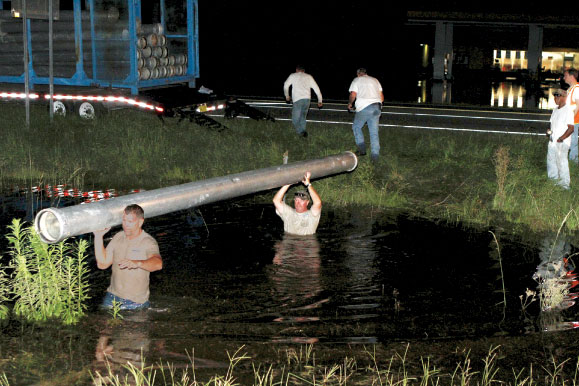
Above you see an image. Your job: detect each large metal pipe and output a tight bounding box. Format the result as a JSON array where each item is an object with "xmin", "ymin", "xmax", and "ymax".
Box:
[
  {"xmin": 1, "ymin": 21, "xmax": 94, "ymax": 33},
  {"xmin": 0, "ymin": 65, "xmax": 76, "ymax": 78},
  {"xmin": 1, "ymin": 53, "xmax": 88, "ymax": 62},
  {"xmin": 0, "ymin": 9, "xmax": 120, "ymax": 22},
  {"xmin": 34, "ymin": 152, "xmax": 358, "ymax": 243},
  {"xmin": 0, "ymin": 31, "xmax": 113, "ymax": 42}
]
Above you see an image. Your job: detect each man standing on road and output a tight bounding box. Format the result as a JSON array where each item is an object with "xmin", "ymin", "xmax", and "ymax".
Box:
[
  {"xmin": 273, "ymin": 172, "xmax": 322, "ymax": 235},
  {"xmin": 348, "ymin": 68, "xmax": 384, "ymax": 163},
  {"xmin": 93, "ymin": 204, "xmax": 163, "ymax": 310},
  {"xmin": 547, "ymin": 89, "xmax": 574, "ymax": 189},
  {"xmin": 563, "ymin": 68, "xmax": 579, "ymax": 163},
  {"xmin": 283, "ymin": 65, "xmax": 323, "ymax": 138}
]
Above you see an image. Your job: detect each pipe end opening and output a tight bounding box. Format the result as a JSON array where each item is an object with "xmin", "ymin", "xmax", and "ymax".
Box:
[
  {"xmin": 34, "ymin": 209, "xmax": 63, "ymax": 244},
  {"xmin": 344, "ymin": 151, "xmax": 358, "ymax": 172}
]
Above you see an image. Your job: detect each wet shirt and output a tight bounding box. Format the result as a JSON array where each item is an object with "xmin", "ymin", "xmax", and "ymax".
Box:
[
  {"xmin": 106, "ymin": 230, "xmax": 160, "ymax": 304},
  {"xmin": 283, "ymin": 72, "xmax": 323, "ymax": 103},
  {"xmin": 349, "ymin": 75, "xmax": 382, "ymax": 112},
  {"xmin": 550, "ymin": 104, "xmax": 574, "ymax": 146},
  {"xmin": 276, "ymin": 203, "xmax": 321, "ymax": 235}
]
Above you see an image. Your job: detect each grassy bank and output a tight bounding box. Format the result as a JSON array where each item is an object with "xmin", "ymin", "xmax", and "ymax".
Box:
[
  {"xmin": 1, "ymin": 103, "xmax": 577, "ymax": 235},
  {"xmin": 2, "ymin": 337, "xmax": 579, "ymax": 385},
  {"xmin": 88, "ymin": 343, "xmax": 579, "ymax": 386},
  {"xmin": 9, "ymin": 339, "xmax": 579, "ymax": 385}
]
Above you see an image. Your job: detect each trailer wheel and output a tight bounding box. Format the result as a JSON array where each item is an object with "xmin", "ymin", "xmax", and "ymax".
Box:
[
  {"xmin": 77, "ymin": 102, "xmax": 96, "ymax": 119},
  {"xmin": 52, "ymin": 101, "xmax": 68, "ymax": 117}
]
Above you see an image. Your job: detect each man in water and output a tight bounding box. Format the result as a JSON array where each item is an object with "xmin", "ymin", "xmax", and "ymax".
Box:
[
  {"xmin": 273, "ymin": 171, "xmax": 322, "ymax": 235},
  {"xmin": 93, "ymin": 204, "xmax": 163, "ymax": 310}
]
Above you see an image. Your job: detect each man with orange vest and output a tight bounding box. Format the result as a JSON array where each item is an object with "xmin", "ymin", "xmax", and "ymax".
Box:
[{"xmin": 563, "ymin": 68, "xmax": 579, "ymax": 163}]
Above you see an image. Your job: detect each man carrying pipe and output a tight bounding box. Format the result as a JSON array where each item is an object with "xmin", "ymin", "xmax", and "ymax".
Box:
[
  {"xmin": 93, "ymin": 204, "xmax": 163, "ymax": 310},
  {"xmin": 273, "ymin": 171, "xmax": 322, "ymax": 235}
]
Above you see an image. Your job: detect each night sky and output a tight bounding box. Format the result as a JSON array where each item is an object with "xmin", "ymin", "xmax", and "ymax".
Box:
[
  {"xmin": 195, "ymin": 1, "xmax": 560, "ymax": 101},
  {"xmin": 197, "ymin": 1, "xmax": 409, "ymax": 100}
]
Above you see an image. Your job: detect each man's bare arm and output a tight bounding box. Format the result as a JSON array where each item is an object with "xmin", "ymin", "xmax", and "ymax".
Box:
[
  {"xmin": 348, "ymin": 91, "xmax": 357, "ymax": 110},
  {"xmin": 303, "ymin": 172, "xmax": 322, "ymax": 215},
  {"xmin": 118, "ymin": 254, "xmax": 163, "ymax": 271},
  {"xmin": 273, "ymin": 184, "xmax": 291, "ymax": 212},
  {"xmin": 558, "ymin": 124, "xmax": 575, "ymax": 142},
  {"xmin": 93, "ymin": 228, "xmax": 112, "ymax": 270}
]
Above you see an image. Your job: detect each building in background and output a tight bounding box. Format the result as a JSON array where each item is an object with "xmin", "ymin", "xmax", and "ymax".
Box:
[{"xmin": 406, "ymin": 11, "xmax": 579, "ymax": 108}]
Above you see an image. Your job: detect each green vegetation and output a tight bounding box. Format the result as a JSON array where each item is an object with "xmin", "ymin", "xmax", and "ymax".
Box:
[
  {"xmin": 109, "ymin": 298, "xmax": 124, "ymax": 321},
  {"xmin": 2, "ymin": 218, "xmax": 90, "ymax": 324},
  {"xmin": 0, "ymin": 104, "xmax": 570, "ymax": 234},
  {"xmin": 86, "ymin": 344, "xmax": 579, "ymax": 385},
  {"xmin": 1, "ymin": 337, "xmax": 578, "ymax": 385}
]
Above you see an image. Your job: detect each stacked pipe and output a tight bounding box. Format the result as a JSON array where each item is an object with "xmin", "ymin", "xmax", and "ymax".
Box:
[
  {"xmin": 0, "ymin": 10, "xmax": 186, "ymax": 81},
  {"xmin": 0, "ymin": 9, "xmax": 120, "ymax": 78},
  {"xmin": 136, "ymin": 23, "xmax": 187, "ymax": 80}
]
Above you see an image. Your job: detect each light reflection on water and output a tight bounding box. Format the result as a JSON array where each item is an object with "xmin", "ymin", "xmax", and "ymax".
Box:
[{"xmin": 419, "ymin": 79, "xmax": 563, "ymax": 110}]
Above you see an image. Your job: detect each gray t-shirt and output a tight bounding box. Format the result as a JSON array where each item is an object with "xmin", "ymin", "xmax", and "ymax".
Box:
[
  {"xmin": 106, "ymin": 230, "xmax": 160, "ymax": 304},
  {"xmin": 275, "ymin": 203, "xmax": 321, "ymax": 235}
]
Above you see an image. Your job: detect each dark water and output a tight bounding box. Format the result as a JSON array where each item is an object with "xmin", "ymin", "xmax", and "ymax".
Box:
[
  {"xmin": 0, "ymin": 189, "xmax": 578, "ymax": 383},
  {"xmin": 422, "ymin": 79, "xmax": 564, "ymax": 110}
]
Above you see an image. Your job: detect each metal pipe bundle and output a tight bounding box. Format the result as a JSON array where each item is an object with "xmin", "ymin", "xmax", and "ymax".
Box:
[{"xmin": 34, "ymin": 152, "xmax": 358, "ymax": 243}]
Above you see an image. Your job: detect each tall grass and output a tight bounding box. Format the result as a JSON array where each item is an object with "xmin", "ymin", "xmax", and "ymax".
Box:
[
  {"xmin": 0, "ymin": 105, "xmax": 577, "ymax": 233},
  {"xmin": 3, "ymin": 218, "xmax": 90, "ymax": 324},
  {"xmin": 85, "ymin": 344, "xmax": 579, "ymax": 386},
  {"xmin": 493, "ymin": 146, "xmax": 510, "ymax": 209}
]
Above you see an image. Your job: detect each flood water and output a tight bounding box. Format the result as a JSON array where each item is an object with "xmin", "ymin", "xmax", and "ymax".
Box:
[
  {"xmin": 414, "ymin": 79, "xmax": 564, "ymax": 110},
  {"xmin": 0, "ymin": 189, "xmax": 579, "ymax": 383}
]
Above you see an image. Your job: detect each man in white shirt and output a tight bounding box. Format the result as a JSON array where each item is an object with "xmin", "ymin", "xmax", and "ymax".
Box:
[
  {"xmin": 548, "ymin": 89, "xmax": 575, "ymax": 189},
  {"xmin": 273, "ymin": 172, "xmax": 322, "ymax": 235},
  {"xmin": 348, "ymin": 68, "xmax": 384, "ymax": 162},
  {"xmin": 283, "ymin": 65, "xmax": 323, "ymax": 138},
  {"xmin": 563, "ymin": 68, "xmax": 579, "ymax": 163}
]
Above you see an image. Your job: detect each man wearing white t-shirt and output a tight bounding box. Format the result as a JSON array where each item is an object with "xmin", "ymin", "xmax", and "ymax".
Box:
[
  {"xmin": 348, "ymin": 68, "xmax": 384, "ymax": 162},
  {"xmin": 273, "ymin": 171, "xmax": 322, "ymax": 235},
  {"xmin": 563, "ymin": 68, "xmax": 579, "ymax": 163},
  {"xmin": 283, "ymin": 65, "xmax": 323, "ymax": 138},
  {"xmin": 548, "ymin": 89, "xmax": 575, "ymax": 189}
]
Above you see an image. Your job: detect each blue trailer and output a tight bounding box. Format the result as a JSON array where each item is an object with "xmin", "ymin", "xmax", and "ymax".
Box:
[{"xmin": 0, "ymin": 0, "xmax": 231, "ymax": 120}]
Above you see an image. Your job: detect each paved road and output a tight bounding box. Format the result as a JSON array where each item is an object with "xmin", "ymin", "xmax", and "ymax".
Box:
[{"xmin": 241, "ymin": 98, "xmax": 551, "ymax": 137}]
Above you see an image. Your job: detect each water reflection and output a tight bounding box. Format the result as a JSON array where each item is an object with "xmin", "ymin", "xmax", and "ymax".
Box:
[
  {"xmin": 93, "ymin": 309, "xmax": 229, "ymax": 378},
  {"xmin": 94, "ymin": 311, "xmax": 151, "ymax": 376},
  {"xmin": 420, "ymin": 79, "xmax": 562, "ymax": 110},
  {"xmin": 268, "ymin": 234, "xmax": 323, "ymax": 344},
  {"xmin": 270, "ymin": 234, "xmax": 323, "ymax": 322},
  {"xmin": 491, "ymin": 83, "xmax": 525, "ymax": 109},
  {"xmin": 533, "ymin": 236, "xmax": 579, "ymax": 332}
]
